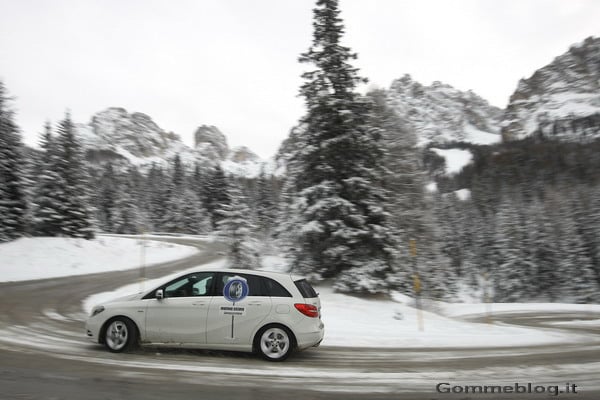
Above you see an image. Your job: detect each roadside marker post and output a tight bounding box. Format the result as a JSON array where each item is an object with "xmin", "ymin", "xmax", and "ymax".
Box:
[
  {"xmin": 140, "ymin": 229, "xmax": 146, "ymax": 292},
  {"xmin": 483, "ymin": 272, "xmax": 492, "ymax": 324},
  {"xmin": 410, "ymin": 239, "xmax": 424, "ymax": 332}
]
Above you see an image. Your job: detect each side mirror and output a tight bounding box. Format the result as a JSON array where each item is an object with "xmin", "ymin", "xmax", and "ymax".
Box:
[{"xmin": 156, "ymin": 289, "xmax": 164, "ymax": 300}]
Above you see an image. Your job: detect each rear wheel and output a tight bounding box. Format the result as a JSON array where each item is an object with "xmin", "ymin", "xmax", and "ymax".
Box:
[
  {"xmin": 103, "ymin": 317, "xmax": 137, "ymax": 353},
  {"xmin": 255, "ymin": 325, "xmax": 294, "ymax": 361}
]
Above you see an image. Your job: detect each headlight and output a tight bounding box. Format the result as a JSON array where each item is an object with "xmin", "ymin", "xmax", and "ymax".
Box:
[{"xmin": 91, "ymin": 306, "xmax": 105, "ymax": 317}]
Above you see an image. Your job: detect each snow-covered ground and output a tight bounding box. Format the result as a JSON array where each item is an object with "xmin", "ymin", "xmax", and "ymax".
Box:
[
  {"xmin": 317, "ymin": 287, "xmax": 593, "ymax": 348},
  {"xmin": 440, "ymin": 302, "xmax": 600, "ymax": 318},
  {"xmin": 0, "ymin": 236, "xmax": 199, "ymax": 282}
]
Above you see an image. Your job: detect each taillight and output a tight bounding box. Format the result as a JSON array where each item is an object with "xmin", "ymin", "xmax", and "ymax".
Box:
[{"xmin": 294, "ymin": 303, "xmax": 319, "ymax": 318}]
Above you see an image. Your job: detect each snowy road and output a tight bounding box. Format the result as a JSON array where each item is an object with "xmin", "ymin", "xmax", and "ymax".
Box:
[{"xmin": 1, "ymin": 237, "xmax": 600, "ymax": 399}]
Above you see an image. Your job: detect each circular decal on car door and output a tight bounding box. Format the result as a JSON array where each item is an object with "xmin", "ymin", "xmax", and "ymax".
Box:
[{"xmin": 223, "ymin": 276, "xmax": 249, "ymax": 303}]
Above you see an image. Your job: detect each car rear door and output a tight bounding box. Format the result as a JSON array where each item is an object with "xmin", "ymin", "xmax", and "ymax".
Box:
[{"xmin": 206, "ymin": 272, "xmax": 272, "ymax": 345}]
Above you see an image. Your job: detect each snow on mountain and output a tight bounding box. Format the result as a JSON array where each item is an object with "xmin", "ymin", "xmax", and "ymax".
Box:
[
  {"xmin": 430, "ymin": 148, "xmax": 473, "ymax": 175},
  {"xmin": 502, "ymin": 36, "xmax": 600, "ymax": 142},
  {"xmin": 386, "ymin": 74, "xmax": 502, "ymax": 146},
  {"xmin": 222, "ymin": 146, "xmax": 276, "ymax": 178},
  {"xmin": 74, "ymin": 107, "xmax": 266, "ymax": 177}
]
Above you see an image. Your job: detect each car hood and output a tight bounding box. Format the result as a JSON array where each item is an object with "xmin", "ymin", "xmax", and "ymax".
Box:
[{"xmin": 105, "ymin": 292, "xmax": 145, "ymax": 304}]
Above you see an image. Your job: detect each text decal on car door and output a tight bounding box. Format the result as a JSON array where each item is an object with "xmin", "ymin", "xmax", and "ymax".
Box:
[{"xmin": 219, "ymin": 306, "xmax": 246, "ymax": 316}]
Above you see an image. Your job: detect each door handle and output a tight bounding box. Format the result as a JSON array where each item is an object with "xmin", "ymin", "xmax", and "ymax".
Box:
[
  {"xmin": 192, "ymin": 302, "xmax": 207, "ymax": 306},
  {"xmin": 248, "ymin": 301, "xmax": 262, "ymax": 306}
]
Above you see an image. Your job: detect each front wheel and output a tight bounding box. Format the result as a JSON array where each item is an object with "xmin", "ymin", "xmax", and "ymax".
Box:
[
  {"xmin": 255, "ymin": 325, "xmax": 294, "ymax": 361},
  {"xmin": 104, "ymin": 318, "xmax": 137, "ymax": 353}
]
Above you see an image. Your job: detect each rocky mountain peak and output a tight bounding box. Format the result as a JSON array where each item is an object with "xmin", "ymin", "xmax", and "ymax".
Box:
[
  {"xmin": 73, "ymin": 108, "xmax": 266, "ymax": 177},
  {"xmin": 87, "ymin": 107, "xmax": 176, "ymax": 158},
  {"xmin": 229, "ymin": 146, "xmax": 259, "ymax": 163},
  {"xmin": 386, "ymin": 74, "xmax": 502, "ymax": 146},
  {"xmin": 501, "ymin": 36, "xmax": 600, "ymax": 142},
  {"xmin": 194, "ymin": 125, "xmax": 228, "ymax": 160}
]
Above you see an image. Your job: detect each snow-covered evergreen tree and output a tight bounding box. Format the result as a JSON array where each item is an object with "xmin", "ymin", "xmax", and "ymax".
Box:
[
  {"xmin": 161, "ymin": 154, "xmax": 208, "ymax": 234},
  {"xmin": 146, "ymin": 163, "xmax": 167, "ymax": 231},
  {"xmin": 32, "ymin": 122, "xmax": 67, "ymax": 236},
  {"xmin": 256, "ymin": 167, "xmax": 277, "ymax": 235},
  {"xmin": 113, "ymin": 168, "xmax": 142, "ymax": 234},
  {"xmin": 96, "ymin": 162, "xmax": 118, "ymax": 232},
  {"xmin": 217, "ymin": 183, "xmax": 260, "ymax": 269},
  {"xmin": 54, "ymin": 113, "xmax": 95, "ymax": 239},
  {"xmin": 203, "ymin": 164, "xmax": 230, "ymax": 230},
  {"xmin": 531, "ymin": 199, "xmax": 560, "ymax": 301},
  {"xmin": 289, "ymin": 0, "xmax": 397, "ymax": 293},
  {"xmin": 572, "ymin": 185, "xmax": 600, "ymax": 289},
  {"xmin": 492, "ymin": 197, "xmax": 535, "ymax": 302},
  {"xmin": 553, "ymin": 194, "xmax": 599, "ymax": 303},
  {"xmin": 0, "ymin": 81, "xmax": 27, "ymax": 241}
]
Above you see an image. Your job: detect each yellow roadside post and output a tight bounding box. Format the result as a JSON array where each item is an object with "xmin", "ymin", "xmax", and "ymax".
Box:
[
  {"xmin": 483, "ymin": 272, "xmax": 492, "ymax": 324},
  {"xmin": 140, "ymin": 228, "xmax": 146, "ymax": 292},
  {"xmin": 410, "ymin": 239, "xmax": 424, "ymax": 332}
]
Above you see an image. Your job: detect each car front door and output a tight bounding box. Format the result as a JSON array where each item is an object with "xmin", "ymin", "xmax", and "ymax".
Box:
[
  {"xmin": 144, "ymin": 272, "xmax": 215, "ymax": 344},
  {"xmin": 206, "ymin": 272, "xmax": 272, "ymax": 346}
]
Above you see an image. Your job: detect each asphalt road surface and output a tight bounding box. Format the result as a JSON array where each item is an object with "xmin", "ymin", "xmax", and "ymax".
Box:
[{"xmin": 1, "ymin": 237, "xmax": 600, "ymax": 400}]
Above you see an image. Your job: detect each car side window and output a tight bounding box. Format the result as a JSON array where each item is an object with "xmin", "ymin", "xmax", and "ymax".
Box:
[
  {"xmin": 192, "ymin": 274, "xmax": 213, "ymax": 296},
  {"xmin": 262, "ymin": 277, "xmax": 292, "ymax": 297},
  {"xmin": 164, "ymin": 272, "xmax": 214, "ymax": 298}
]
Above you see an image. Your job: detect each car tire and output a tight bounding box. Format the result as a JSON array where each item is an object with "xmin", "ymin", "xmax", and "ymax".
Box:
[
  {"xmin": 254, "ymin": 324, "xmax": 295, "ymax": 362},
  {"xmin": 103, "ymin": 317, "xmax": 137, "ymax": 353}
]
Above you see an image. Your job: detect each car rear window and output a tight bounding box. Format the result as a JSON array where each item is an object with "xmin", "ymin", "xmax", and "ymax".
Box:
[{"xmin": 294, "ymin": 279, "xmax": 318, "ymax": 298}]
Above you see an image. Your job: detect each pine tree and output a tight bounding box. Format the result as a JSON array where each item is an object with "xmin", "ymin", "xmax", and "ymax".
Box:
[
  {"xmin": 32, "ymin": 122, "xmax": 68, "ymax": 236},
  {"xmin": 54, "ymin": 113, "xmax": 95, "ymax": 239},
  {"xmin": 146, "ymin": 163, "xmax": 167, "ymax": 231},
  {"xmin": 256, "ymin": 166, "xmax": 277, "ymax": 235},
  {"xmin": 192, "ymin": 162, "xmax": 206, "ymax": 206},
  {"xmin": 203, "ymin": 164, "xmax": 230, "ymax": 230},
  {"xmin": 492, "ymin": 197, "xmax": 535, "ymax": 302},
  {"xmin": 113, "ymin": 168, "xmax": 142, "ymax": 235},
  {"xmin": 554, "ymin": 194, "xmax": 599, "ymax": 303},
  {"xmin": 531, "ymin": 199, "xmax": 560, "ymax": 300},
  {"xmin": 161, "ymin": 155, "xmax": 208, "ymax": 234},
  {"xmin": 217, "ymin": 183, "xmax": 260, "ymax": 269},
  {"xmin": 97, "ymin": 162, "xmax": 118, "ymax": 232},
  {"xmin": 290, "ymin": 0, "xmax": 397, "ymax": 293},
  {"xmin": 0, "ymin": 81, "xmax": 28, "ymax": 241}
]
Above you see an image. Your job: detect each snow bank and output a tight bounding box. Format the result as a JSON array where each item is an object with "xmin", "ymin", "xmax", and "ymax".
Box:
[
  {"xmin": 318, "ymin": 287, "xmax": 579, "ymax": 348},
  {"xmin": 0, "ymin": 236, "xmax": 199, "ymax": 283},
  {"xmin": 441, "ymin": 302, "xmax": 600, "ymax": 318}
]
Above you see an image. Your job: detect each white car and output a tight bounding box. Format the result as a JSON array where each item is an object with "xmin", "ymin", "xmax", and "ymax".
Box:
[{"xmin": 85, "ymin": 268, "xmax": 324, "ymax": 361}]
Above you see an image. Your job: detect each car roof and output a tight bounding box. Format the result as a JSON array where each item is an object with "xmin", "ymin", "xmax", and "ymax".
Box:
[{"xmin": 188, "ymin": 267, "xmax": 303, "ymax": 281}]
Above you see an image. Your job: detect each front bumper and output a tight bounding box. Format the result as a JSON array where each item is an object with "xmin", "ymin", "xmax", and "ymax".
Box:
[{"xmin": 85, "ymin": 318, "xmax": 102, "ymax": 344}]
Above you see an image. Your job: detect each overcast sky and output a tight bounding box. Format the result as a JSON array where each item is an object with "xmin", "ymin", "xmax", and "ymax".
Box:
[{"xmin": 1, "ymin": 0, "xmax": 599, "ymax": 158}]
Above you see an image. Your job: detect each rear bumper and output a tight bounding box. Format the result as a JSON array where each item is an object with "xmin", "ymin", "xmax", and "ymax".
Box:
[{"xmin": 296, "ymin": 321, "xmax": 324, "ymax": 350}]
